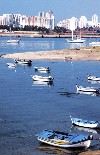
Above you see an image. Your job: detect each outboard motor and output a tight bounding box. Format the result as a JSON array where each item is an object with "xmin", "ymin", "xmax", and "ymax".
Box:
[{"xmin": 88, "ymin": 134, "xmax": 93, "ymax": 140}]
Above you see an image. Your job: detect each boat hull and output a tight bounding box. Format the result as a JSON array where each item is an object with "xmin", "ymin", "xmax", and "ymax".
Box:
[{"xmin": 37, "ymin": 137, "xmax": 91, "ymax": 148}]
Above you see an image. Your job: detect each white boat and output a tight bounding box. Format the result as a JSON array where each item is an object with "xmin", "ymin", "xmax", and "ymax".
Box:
[
  {"xmin": 7, "ymin": 27, "xmax": 20, "ymax": 43},
  {"xmin": 76, "ymin": 84, "xmax": 99, "ymax": 93},
  {"xmin": 14, "ymin": 59, "xmax": 32, "ymax": 65},
  {"xmin": 70, "ymin": 116, "xmax": 100, "ymax": 129},
  {"xmin": 89, "ymin": 41, "xmax": 100, "ymax": 46},
  {"xmin": 88, "ymin": 75, "xmax": 100, "ymax": 81},
  {"xmin": 36, "ymin": 129, "xmax": 93, "ymax": 148},
  {"xmin": 7, "ymin": 39, "xmax": 20, "ymax": 43},
  {"xmin": 34, "ymin": 66, "xmax": 50, "ymax": 72},
  {"xmin": 33, "ymin": 80, "xmax": 53, "ymax": 86},
  {"xmin": 6, "ymin": 63, "xmax": 16, "ymax": 68},
  {"xmin": 32, "ymin": 75, "xmax": 54, "ymax": 82},
  {"xmin": 67, "ymin": 30, "xmax": 85, "ymax": 43}
]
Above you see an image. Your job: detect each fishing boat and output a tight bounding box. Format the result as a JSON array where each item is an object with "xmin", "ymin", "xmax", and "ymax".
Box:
[
  {"xmin": 67, "ymin": 30, "xmax": 85, "ymax": 43},
  {"xmin": 70, "ymin": 116, "xmax": 100, "ymax": 128},
  {"xmin": 87, "ymin": 75, "xmax": 100, "ymax": 81},
  {"xmin": 76, "ymin": 84, "xmax": 99, "ymax": 93},
  {"xmin": 36, "ymin": 129, "xmax": 93, "ymax": 148},
  {"xmin": 6, "ymin": 63, "xmax": 16, "ymax": 68},
  {"xmin": 34, "ymin": 66, "xmax": 50, "ymax": 72},
  {"xmin": 14, "ymin": 59, "xmax": 32, "ymax": 65},
  {"xmin": 32, "ymin": 75, "xmax": 54, "ymax": 82}
]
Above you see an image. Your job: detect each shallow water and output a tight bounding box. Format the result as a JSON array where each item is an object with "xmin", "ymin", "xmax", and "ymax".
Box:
[{"xmin": 0, "ymin": 37, "xmax": 100, "ymax": 155}]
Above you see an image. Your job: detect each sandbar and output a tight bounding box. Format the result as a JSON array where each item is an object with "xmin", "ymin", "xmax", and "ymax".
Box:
[{"xmin": 1, "ymin": 47, "xmax": 100, "ymax": 61}]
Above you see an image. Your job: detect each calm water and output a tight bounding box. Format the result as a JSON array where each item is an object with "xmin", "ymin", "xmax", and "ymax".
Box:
[{"xmin": 0, "ymin": 37, "xmax": 100, "ymax": 155}]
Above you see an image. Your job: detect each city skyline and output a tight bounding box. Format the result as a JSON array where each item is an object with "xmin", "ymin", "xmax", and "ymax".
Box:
[{"xmin": 1, "ymin": 0, "xmax": 100, "ymax": 24}]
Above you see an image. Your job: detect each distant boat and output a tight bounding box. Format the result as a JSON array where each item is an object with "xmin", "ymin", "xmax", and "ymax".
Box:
[
  {"xmin": 7, "ymin": 63, "xmax": 16, "ymax": 68},
  {"xmin": 67, "ymin": 30, "xmax": 85, "ymax": 43},
  {"xmin": 7, "ymin": 27, "xmax": 20, "ymax": 43},
  {"xmin": 34, "ymin": 66, "xmax": 50, "ymax": 72},
  {"xmin": 89, "ymin": 41, "xmax": 100, "ymax": 46},
  {"xmin": 88, "ymin": 75, "xmax": 100, "ymax": 81},
  {"xmin": 35, "ymin": 129, "xmax": 93, "ymax": 148},
  {"xmin": 70, "ymin": 116, "xmax": 100, "ymax": 129},
  {"xmin": 14, "ymin": 59, "xmax": 32, "ymax": 65},
  {"xmin": 76, "ymin": 84, "xmax": 99, "ymax": 93},
  {"xmin": 32, "ymin": 75, "xmax": 54, "ymax": 82}
]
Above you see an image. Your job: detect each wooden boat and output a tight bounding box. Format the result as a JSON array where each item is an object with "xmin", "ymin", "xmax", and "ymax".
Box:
[
  {"xmin": 7, "ymin": 39, "xmax": 20, "ymax": 43},
  {"xmin": 14, "ymin": 59, "xmax": 32, "ymax": 65},
  {"xmin": 34, "ymin": 66, "xmax": 50, "ymax": 72},
  {"xmin": 70, "ymin": 116, "xmax": 100, "ymax": 128},
  {"xmin": 88, "ymin": 75, "xmax": 100, "ymax": 81},
  {"xmin": 7, "ymin": 63, "xmax": 16, "ymax": 68},
  {"xmin": 32, "ymin": 75, "xmax": 54, "ymax": 82},
  {"xmin": 36, "ymin": 129, "xmax": 93, "ymax": 148},
  {"xmin": 76, "ymin": 84, "xmax": 99, "ymax": 93}
]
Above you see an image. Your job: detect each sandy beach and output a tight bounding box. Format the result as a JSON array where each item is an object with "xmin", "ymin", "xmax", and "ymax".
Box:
[{"xmin": 1, "ymin": 46, "xmax": 100, "ymax": 61}]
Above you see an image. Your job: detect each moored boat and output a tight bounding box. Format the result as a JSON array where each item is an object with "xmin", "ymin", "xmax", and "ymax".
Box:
[
  {"xmin": 88, "ymin": 75, "xmax": 100, "ymax": 81},
  {"xmin": 70, "ymin": 116, "xmax": 100, "ymax": 128},
  {"xmin": 76, "ymin": 84, "xmax": 99, "ymax": 93},
  {"xmin": 36, "ymin": 129, "xmax": 93, "ymax": 148},
  {"xmin": 32, "ymin": 75, "xmax": 54, "ymax": 82},
  {"xmin": 7, "ymin": 63, "xmax": 16, "ymax": 68},
  {"xmin": 34, "ymin": 66, "xmax": 50, "ymax": 72},
  {"xmin": 14, "ymin": 59, "xmax": 32, "ymax": 65},
  {"xmin": 7, "ymin": 39, "xmax": 20, "ymax": 43}
]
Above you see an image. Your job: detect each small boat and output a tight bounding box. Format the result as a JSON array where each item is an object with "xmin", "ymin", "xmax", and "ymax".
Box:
[
  {"xmin": 67, "ymin": 38, "xmax": 85, "ymax": 43},
  {"xmin": 76, "ymin": 90, "xmax": 98, "ymax": 96},
  {"xmin": 14, "ymin": 59, "xmax": 32, "ymax": 65},
  {"xmin": 70, "ymin": 116, "xmax": 100, "ymax": 129},
  {"xmin": 7, "ymin": 39, "xmax": 20, "ymax": 43},
  {"xmin": 34, "ymin": 66, "xmax": 50, "ymax": 72},
  {"xmin": 32, "ymin": 75, "xmax": 54, "ymax": 82},
  {"xmin": 76, "ymin": 84, "xmax": 99, "ymax": 93},
  {"xmin": 67, "ymin": 30, "xmax": 85, "ymax": 43},
  {"xmin": 36, "ymin": 129, "xmax": 93, "ymax": 148},
  {"xmin": 89, "ymin": 41, "xmax": 100, "ymax": 46},
  {"xmin": 7, "ymin": 63, "xmax": 16, "ymax": 68},
  {"xmin": 6, "ymin": 27, "xmax": 20, "ymax": 43},
  {"xmin": 88, "ymin": 75, "xmax": 100, "ymax": 81}
]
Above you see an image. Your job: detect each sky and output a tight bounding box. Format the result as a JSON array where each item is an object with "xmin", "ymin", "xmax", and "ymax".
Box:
[{"xmin": 0, "ymin": 0, "xmax": 100, "ymax": 24}]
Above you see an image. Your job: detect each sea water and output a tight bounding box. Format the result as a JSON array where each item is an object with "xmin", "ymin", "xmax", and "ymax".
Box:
[{"xmin": 0, "ymin": 37, "xmax": 100, "ymax": 155}]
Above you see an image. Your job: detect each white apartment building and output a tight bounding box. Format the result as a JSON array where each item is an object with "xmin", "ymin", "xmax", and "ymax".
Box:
[
  {"xmin": 79, "ymin": 16, "xmax": 87, "ymax": 28},
  {"xmin": 92, "ymin": 14, "xmax": 98, "ymax": 27},
  {"xmin": 0, "ymin": 11, "xmax": 55, "ymax": 30}
]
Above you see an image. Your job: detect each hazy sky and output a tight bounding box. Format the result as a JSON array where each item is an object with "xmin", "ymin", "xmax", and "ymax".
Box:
[{"xmin": 1, "ymin": 0, "xmax": 100, "ymax": 24}]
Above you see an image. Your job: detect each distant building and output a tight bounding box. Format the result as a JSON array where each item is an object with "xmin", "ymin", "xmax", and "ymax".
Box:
[
  {"xmin": 92, "ymin": 14, "xmax": 98, "ymax": 27},
  {"xmin": 79, "ymin": 16, "xmax": 87, "ymax": 28},
  {"xmin": 0, "ymin": 11, "xmax": 55, "ymax": 30}
]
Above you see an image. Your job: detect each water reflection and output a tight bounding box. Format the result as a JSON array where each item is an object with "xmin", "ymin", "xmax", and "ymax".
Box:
[
  {"xmin": 76, "ymin": 90, "xmax": 99, "ymax": 96},
  {"xmin": 88, "ymin": 80, "xmax": 100, "ymax": 84},
  {"xmin": 37, "ymin": 143, "xmax": 85, "ymax": 155},
  {"xmin": 71, "ymin": 125, "xmax": 100, "ymax": 134},
  {"xmin": 32, "ymin": 80, "xmax": 54, "ymax": 87},
  {"xmin": 67, "ymin": 42, "xmax": 86, "ymax": 49}
]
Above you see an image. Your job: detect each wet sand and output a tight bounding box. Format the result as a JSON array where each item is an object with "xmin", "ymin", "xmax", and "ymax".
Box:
[
  {"xmin": 78, "ymin": 150, "xmax": 100, "ymax": 155},
  {"xmin": 1, "ymin": 46, "xmax": 100, "ymax": 61}
]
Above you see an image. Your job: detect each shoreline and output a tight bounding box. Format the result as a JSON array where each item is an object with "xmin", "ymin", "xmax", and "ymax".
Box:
[{"xmin": 1, "ymin": 47, "xmax": 100, "ymax": 61}]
